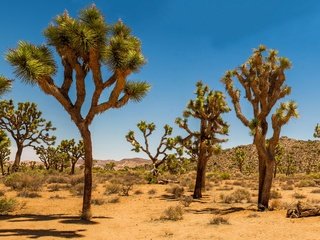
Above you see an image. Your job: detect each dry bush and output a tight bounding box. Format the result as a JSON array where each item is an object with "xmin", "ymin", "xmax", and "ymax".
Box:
[
  {"xmin": 0, "ymin": 197, "xmax": 17, "ymax": 215},
  {"xmin": 70, "ymin": 183, "xmax": 84, "ymax": 196},
  {"xmin": 296, "ymin": 180, "xmax": 317, "ymax": 188},
  {"xmin": 270, "ymin": 190, "xmax": 282, "ymax": 199},
  {"xmin": 47, "ymin": 184, "xmax": 61, "ymax": 192},
  {"xmin": 148, "ymin": 189, "xmax": 157, "ymax": 195},
  {"xmin": 108, "ymin": 196, "xmax": 120, "ymax": 203},
  {"xmin": 220, "ymin": 188, "xmax": 251, "ymax": 203},
  {"xmin": 180, "ymin": 196, "xmax": 193, "ymax": 207},
  {"xmin": 17, "ymin": 190, "xmax": 41, "ymax": 198},
  {"xmin": 161, "ymin": 205, "xmax": 184, "ymax": 221},
  {"xmin": 281, "ymin": 184, "xmax": 294, "ymax": 190},
  {"xmin": 70, "ymin": 175, "xmax": 84, "ymax": 186},
  {"xmin": 0, "ymin": 190, "xmax": 5, "ymax": 197},
  {"xmin": 292, "ymin": 192, "xmax": 307, "ymax": 199},
  {"xmin": 209, "ymin": 216, "xmax": 230, "ymax": 225},
  {"xmin": 104, "ymin": 182, "xmax": 121, "ymax": 195},
  {"xmin": 120, "ymin": 183, "xmax": 133, "ymax": 196},
  {"xmin": 165, "ymin": 185, "xmax": 184, "ymax": 199},
  {"xmin": 49, "ymin": 194, "xmax": 65, "ymax": 199},
  {"xmin": 134, "ymin": 189, "xmax": 143, "ymax": 195},
  {"xmin": 91, "ymin": 198, "xmax": 105, "ymax": 205},
  {"xmin": 46, "ymin": 175, "xmax": 69, "ymax": 184},
  {"xmin": 269, "ymin": 199, "xmax": 285, "ymax": 211},
  {"xmin": 311, "ymin": 189, "xmax": 320, "ymax": 194},
  {"xmin": 4, "ymin": 173, "xmax": 44, "ymax": 191}
]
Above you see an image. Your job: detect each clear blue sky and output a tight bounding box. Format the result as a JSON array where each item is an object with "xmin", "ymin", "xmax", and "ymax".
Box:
[{"xmin": 1, "ymin": 0, "xmax": 320, "ymax": 161}]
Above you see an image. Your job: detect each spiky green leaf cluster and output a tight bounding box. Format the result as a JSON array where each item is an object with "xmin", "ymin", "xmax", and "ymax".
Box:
[
  {"xmin": 124, "ymin": 81, "xmax": 151, "ymax": 102},
  {"xmin": 0, "ymin": 76, "xmax": 12, "ymax": 96},
  {"xmin": 6, "ymin": 42, "xmax": 56, "ymax": 84}
]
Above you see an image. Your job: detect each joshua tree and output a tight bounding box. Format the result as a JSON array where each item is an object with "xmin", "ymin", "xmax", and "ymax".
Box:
[
  {"xmin": 176, "ymin": 81, "xmax": 230, "ymax": 199},
  {"xmin": 233, "ymin": 147, "xmax": 246, "ymax": 174},
  {"xmin": 314, "ymin": 124, "xmax": 320, "ymax": 138},
  {"xmin": 6, "ymin": 6, "xmax": 149, "ymax": 219},
  {"xmin": 0, "ymin": 76, "xmax": 11, "ymax": 97},
  {"xmin": 126, "ymin": 121, "xmax": 180, "ymax": 179},
  {"xmin": 0, "ymin": 100, "xmax": 56, "ymax": 171},
  {"xmin": 35, "ymin": 145, "xmax": 59, "ymax": 170},
  {"xmin": 0, "ymin": 130, "xmax": 10, "ymax": 175},
  {"xmin": 222, "ymin": 45, "xmax": 298, "ymax": 210},
  {"xmin": 57, "ymin": 139, "xmax": 84, "ymax": 174}
]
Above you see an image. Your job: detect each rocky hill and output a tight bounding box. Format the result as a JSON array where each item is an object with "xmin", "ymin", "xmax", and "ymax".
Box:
[{"xmin": 210, "ymin": 136, "xmax": 320, "ymax": 175}]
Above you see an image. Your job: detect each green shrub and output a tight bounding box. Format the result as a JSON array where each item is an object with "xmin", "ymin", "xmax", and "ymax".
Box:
[
  {"xmin": 0, "ymin": 197, "xmax": 17, "ymax": 215},
  {"xmin": 46, "ymin": 175, "xmax": 69, "ymax": 184},
  {"xmin": 4, "ymin": 172, "xmax": 44, "ymax": 191},
  {"xmin": 161, "ymin": 205, "xmax": 184, "ymax": 221},
  {"xmin": 219, "ymin": 172, "xmax": 231, "ymax": 180}
]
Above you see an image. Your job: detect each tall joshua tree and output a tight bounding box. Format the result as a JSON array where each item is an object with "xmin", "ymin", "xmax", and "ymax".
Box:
[
  {"xmin": 126, "ymin": 121, "xmax": 180, "ymax": 179},
  {"xmin": 314, "ymin": 124, "xmax": 320, "ymax": 138},
  {"xmin": 176, "ymin": 81, "xmax": 230, "ymax": 199},
  {"xmin": 35, "ymin": 145, "xmax": 59, "ymax": 170},
  {"xmin": 0, "ymin": 100, "xmax": 56, "ymax": 171},
  {"xmin": 6, "ymin": 6, "xmax": 149, "ymax": 219},
  {"xmin": 222, "ymin": 45, "xmax": 298, "ymax": 210}
]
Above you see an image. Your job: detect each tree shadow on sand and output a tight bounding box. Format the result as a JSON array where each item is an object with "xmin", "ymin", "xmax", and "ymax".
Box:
[{"xmin": 0, "ymin": 214, "xmax": 112, "ymax": 239}]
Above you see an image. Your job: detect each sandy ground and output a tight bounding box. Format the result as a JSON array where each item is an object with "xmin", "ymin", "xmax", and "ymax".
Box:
[{"xmin": 0, "ymin": 179, "xmax": 320, "ymax": 240}]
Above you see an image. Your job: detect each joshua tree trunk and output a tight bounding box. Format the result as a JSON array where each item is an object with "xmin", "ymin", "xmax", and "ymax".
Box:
[
  {"xmin": 79, "ymin": 124, "xmax": 93, "ymax": 220},
  {"xmin": 70, "ymin": 162, "xmax": 76, "ymax": 175},
  {"xmin": 0, "ymin": 160, "xmax": 4, "ymax": 175},
  {"xmin": 258, "ymin": 154, "xmax": 275, "ymax": 210},
  {"xmin": 193, "ymin": 151, "xmax": 207, "ymax": 199},
  {"xmin": 12, "ymin": 144, "xmax": 23, "ymax": 172}
]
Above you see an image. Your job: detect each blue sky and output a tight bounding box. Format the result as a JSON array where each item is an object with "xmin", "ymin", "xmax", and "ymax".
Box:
[{"xmin": 1, "ymin": 0, "xmax": 320, "ymax": 161}]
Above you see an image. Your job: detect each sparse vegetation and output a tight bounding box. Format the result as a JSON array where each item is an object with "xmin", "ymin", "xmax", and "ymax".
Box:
[
  {"xmin": 0, "ymin": 197, "xmax": 17, "ymax": 215},
  {"xmin": 161, "ymin": 205, "xmax": 184, "ymax": 221},
  {"xmin": 209, "ymin": 216, "xmax": 230, "ymax": 225}
]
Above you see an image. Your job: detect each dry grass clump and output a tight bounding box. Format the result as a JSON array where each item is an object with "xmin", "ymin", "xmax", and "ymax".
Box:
[
  {"xmin": 17, "ymin": 190, "xmax": 41, "ymax": 198},
  {"xmin": 47, "ymin": 184, "xmax": 61, "ymax": 192},
  {"xmin": 104, "ymin": 182, "xmax": 121, "ymax": 195},
  {"xmin": 216, "ymin": 186, "xmax": 233, "ymax": 191},
  {"xmin": 270, "ymin": 190, "xmax": 282, "ymax": 199},
  {"xmin": 148, "ymin": 189, "xmax": 157, "ymax": 195},
  {"xmin": 0, "ymin": 197, "xmax": 18, "ymax": 215},
  {"xmin": 49, "ymin": 194, "xmax": 65, "ymax": 199},
  {"xmin": 179, "ymin": 196, "xmax": 193, "ymax": 207},
  {"xmin": 91, "ymin": 198, "xmax": 105, "ymax": 205},
  {"xmin": 134, "ymin": 189, "xmax": 143, "ymax": 195},
  {"xmin": 281, "ymin": 184, "xmax": 294, "ymax": 190},
  {"xmin": 292, "ymin": 192, "xmax": 307, "ymax": 199},
  {"xmin": 269, "ymin": 199, "xmax": 285, "ymax": 211},
  {"xmin": 69, "ymin": 175, "xmax": 84, "ymax": 186},
  {"xmin": 107, "ymin": 196, "xmax": 120, "ymax": 203},
  {"xmin": 310, "ymin": 189, "xmax": 320, "ymax": 194},
  {"xmin": 46, "ymin": 175, "xmax": 69, "ymax": 184},
  {"xmin": 160, "ymin": 205, "xmax": 184, "ymax": 221},
  {"xmin": 4, "ymin": 172, "xmax": 44, "ymax": 191},
  {"xmin": 209, "ymin": 216, "xmax": 230, "ymax": 225},
  {"xmin": 165, "ymin": 185, "xmax": 184, "ymax": 199},
  {"xmin": 296, "ymin": 180, "xmax": 317, "ymax": 188},
  {"xmin": 247, "ymin": 213, "xmax": 260, "ymax": 218},
  {"xmin": 220, "ymin": 188, "xmax": 251, "ymax": 203}
]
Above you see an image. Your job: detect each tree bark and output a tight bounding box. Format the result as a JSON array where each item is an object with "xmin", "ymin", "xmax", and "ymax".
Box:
[
  {"xmin": 12, "ymin": 144, "xmax": 23, "ymax": 172},
  {"xmin": 0, "ymin": 160, "xmax": 4, "ymax": 175},
  {"xmin": 70, "ymin": 162, "xmax": 76, "ymax": 175},
  {"xmin": 193, "ymin": 156, "xmax": 207, "ymax": 199},
  {"xmin": 258, "ymin": 154, "xmax": 275, "ymax": 210},
  {"xmin": 79, "ymin": 125, "xmax": 93, "ymax": 220}
]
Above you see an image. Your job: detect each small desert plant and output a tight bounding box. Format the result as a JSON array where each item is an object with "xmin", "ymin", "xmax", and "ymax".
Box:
[
  {"xmin": 180, "ymin": 196, "xmax": 193, "ymax": 207},
  {"xmin": 209, "ymin": 216, "xmax": 230, "ymax": 225},
  {"xmin": 46, "ymin": 175, "xmax": 69, "ymax": 184},
  {"xmin": 296, "ymin": 180, "xmax": 316, "ymax": 188},
  {"xmin": 0, "ymin": 197, "xmax": 17, "ymax": 215},
  {"xmin": 108, "ymin": 196, "xmax": 120, "ymax": 203},
  {"xmin": 166, "ymin": 185, "xmax": 184, "ymax": 199},
  {"xmin": 49, "ymin": 194, "xmax": 65, "ymax": 199},
  {"xmin": 161, "ymin": 205, "xmax": 184, "ymax": 221},
  {"xmin": 47, "ymin": 184, "xmax": 61, "ymax": 192},
  {"xmin": 91, "ymin": 198, "xmax": 105, "ymax": 205},
  {"xmin": 0, "ymin": 190, "xmax": 5, "ymax": 197},
  {"xmin": 221, "ymin": 188, "xmax": 251, "ymax": 203},
  {"xmin": 17, "ymin": 190, "xmax": 41, "ymax": 198},
  {"xmin": 120, "ymin": 183, "xmax": 133, "ymax": 196},
  {"xmin": 281, "ymin": 184, "xmax": 294, "ymax": 190},
  {"xmin": 134, "ymin": 189, "xmax": 143, "ymax": 195},
  {"xmin": 69, "ymin": 175, "xmax": 84, "ymax": 186},
  {"xmin": 105, "ymin": 183, "xmax": 121, "ymax": 195},
  {"xmin": 311, "ymin": 189, "xmax": 320, "ymax": 194},
  {"xmin": 269, "ymin": 199, "xmax": 284, "ymax": 211},
  {"xmin": 148, "ymin": 189, "xmax": 157, "ymax": 195},
  {"xmin": 247, "ymin": 213, "xmax": 260, "ymax": 218},
  {"xmin": 219, "ymin": 172, "xmax": 231, "ymax": 180},
  {"xmin": 292, "ymin": 192, "xmax": 307, "ymax": 199},
  {"xmin": 70, "ymin": 183, "xmax": 84, "ymax": 196},
  {"xmin": 270, "ymin": 190, "xmax": 282, "ymax": 199}
]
